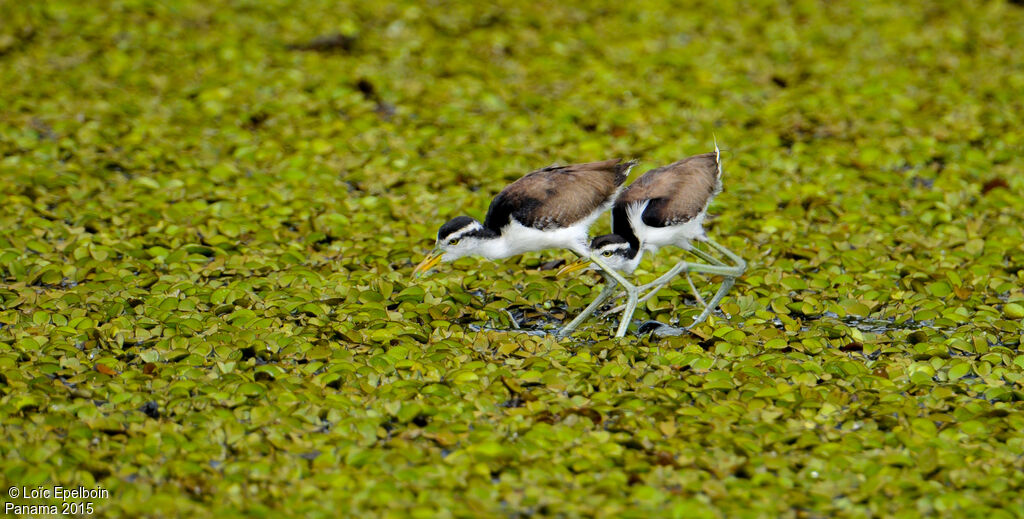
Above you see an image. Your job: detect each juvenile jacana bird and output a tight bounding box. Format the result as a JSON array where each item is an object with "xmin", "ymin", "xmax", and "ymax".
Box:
[
  {"xmin": 413, "ymin": 159, "xmax": 639, "ymax": 300},
  {"xmin": 558, "ymin": 144, "xmax": 746, "ymax": 337}
]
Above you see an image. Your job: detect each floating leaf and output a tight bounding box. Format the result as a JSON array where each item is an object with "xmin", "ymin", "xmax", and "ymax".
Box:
[
  {"xmin": 2, "ymin": 2, "xmax": 1023, "ymax": 517},
  {"xmin": 1004, "ymin": 303, "xmax": 1024, "ymax": 320},
  {"xmin": 94, "ymin": 364, "xmax": 117, "ymax": 376}
]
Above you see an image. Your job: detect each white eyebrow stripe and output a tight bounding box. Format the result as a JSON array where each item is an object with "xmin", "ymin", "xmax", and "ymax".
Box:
[
  {"xmin": 601, "ymin": 243, "xmax": 630, "ymax": 251},
  {"xmin": 447, "ymin": 222, "xmax": 485, "ymax": 241}
]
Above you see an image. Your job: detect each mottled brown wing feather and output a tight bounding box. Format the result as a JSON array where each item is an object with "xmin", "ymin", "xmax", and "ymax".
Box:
[
  {"xmin": 615, "ymin": 152, "xmax": 721, "ymax": 227},
  {"xmin": 484, "ymin": 159, "xmax": 634, "ymax": 232}
]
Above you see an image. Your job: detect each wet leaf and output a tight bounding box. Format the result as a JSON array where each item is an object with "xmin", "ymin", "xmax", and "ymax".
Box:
[
  {"xmin": 1004, "ymin": 303, "xmax": 1024, "ymax": 320},
  {"xmin": 94, "ymin": 364, "xmax": 117, "ymax": 376}
]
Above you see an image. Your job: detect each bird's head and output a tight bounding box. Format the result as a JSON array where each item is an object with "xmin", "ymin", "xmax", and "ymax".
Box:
[
  {"xmin": 413, "ymin": 216, "xmax": 493, "ymax": 276},
  {"xmin": 558, "ymin": 234, "xmax": 641, "ymax": 277}
]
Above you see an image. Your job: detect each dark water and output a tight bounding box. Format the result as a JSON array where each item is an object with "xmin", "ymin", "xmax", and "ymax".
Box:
[{"xmin": 466, "ymin": 300, "xmax": 947, "ymax": 340}]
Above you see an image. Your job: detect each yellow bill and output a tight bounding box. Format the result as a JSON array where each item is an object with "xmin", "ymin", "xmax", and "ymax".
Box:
[
  {"xmin": 412, "ymin": 249, "xmax": 443, "ymax": 277},
  {"xmin": 557, "ymin": 258, "xmax": 591, "ymax": 277}
]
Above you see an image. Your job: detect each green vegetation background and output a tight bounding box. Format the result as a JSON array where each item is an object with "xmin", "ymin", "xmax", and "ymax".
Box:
[{"xmin": 2, "ymin": 0, "xmax": 1023, "ymax": 517}]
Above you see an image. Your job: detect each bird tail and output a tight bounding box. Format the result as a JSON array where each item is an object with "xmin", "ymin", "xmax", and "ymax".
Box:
[
  {"xmin": 711, "ymin": 134, "xmax": 724, "ymax": 196},
  {"xmin": 613, "ymin": 159, "xmax": 637, "ymax": 187},
  {"xmin": 713, "ymin": 134, "xmax": 722, "ymax": 180}
]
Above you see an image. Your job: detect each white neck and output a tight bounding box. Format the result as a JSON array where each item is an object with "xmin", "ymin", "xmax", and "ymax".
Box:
[
  {"xmin": 623, "ymin": 251, "xmax": 645, "ymax": 274},
  {"xmin": 475, "ymin": 236, "xmax": 514, "ymax": 259}
]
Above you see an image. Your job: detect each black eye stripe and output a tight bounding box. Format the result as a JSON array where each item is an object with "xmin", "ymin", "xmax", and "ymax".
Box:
[{"xmin": 444, "ymin": 226, "xmax": 488, "ymax": 243}]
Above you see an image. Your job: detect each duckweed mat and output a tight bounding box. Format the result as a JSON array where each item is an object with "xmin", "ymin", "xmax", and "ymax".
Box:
[{"xmin": 2, "ymin": 1, "xmax": 1023, "ymax": 517}]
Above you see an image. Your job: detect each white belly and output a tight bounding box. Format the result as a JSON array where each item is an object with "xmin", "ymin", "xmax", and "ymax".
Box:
[
  {"xmin": 480, "ymin": 220, "xmax": 592, "ymax": 259},
  {"xmin": 628, "ymin": 202, "xmax": 708, "ymax": 254}
]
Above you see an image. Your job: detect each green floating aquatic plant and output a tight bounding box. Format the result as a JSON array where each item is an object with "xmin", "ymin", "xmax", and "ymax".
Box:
[{"xmin": 1, "ymin": 0, "xmax": 1023, "ymax": 516}]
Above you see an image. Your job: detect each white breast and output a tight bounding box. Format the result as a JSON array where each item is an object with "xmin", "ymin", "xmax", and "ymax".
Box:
[
  {"xmin": 498, "ymin": 220, "xmax": 592, "ymax": 258},
  {"xmin": 626, "ymin": 201, "xmax": 708, "ymax": 254}
]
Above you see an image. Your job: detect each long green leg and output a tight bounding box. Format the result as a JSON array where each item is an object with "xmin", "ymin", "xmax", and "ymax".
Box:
[
  {"xmin": 587, "ymin": 255, "xmax": 641, "ymax": 338},
  {"xmin": 601, "ymin": 260, "xmax": 689, "ymax": 317},
  {"xmin": 680, "ymin": 239, "xmax": 746, "ymax": 328},
  {"xmin": 635, "ymin": 246, "xmax": 725, "ymax": 293},
  {"xmin": 686, "ymin": 276, "xmax": 736, "ymax": 327},
  {"xmin": 675, "ymin": 246, "xmax": 724, "ymax": 307},
  {"xmin": 680, "ymin": 245, "xmax": 726, "ymax": 307},
  {"xmin": 704, "ymin": 239, "xmax": 746, "ymax": 271},
  {"xmin": 613, "ymin": 282, "xmax": 641, "ymax": 338},
  {"xmin": 690, "ymin": 246, "xmax": 727, "ymax": 267},
  {"xmin": 685, "ymin": 272, "xmax": 707, "ymax": 307},
  {"xmin": 601, "ymin": 245, "xmax": 721, "ymax": 316},
  {"xmin": 636, "ymin": 243, "xmax": 745, "ymax": 294},
  {"xmin": 623, "ymin": 239, "xmax": 747, "ymax": 331},
  {"xmin": 636, "ymin": 260, "xmax": 691, "ymax": 293},
  {"xmin": 558, "ymin": 274, "xmax": 618, "ymax": 337}
]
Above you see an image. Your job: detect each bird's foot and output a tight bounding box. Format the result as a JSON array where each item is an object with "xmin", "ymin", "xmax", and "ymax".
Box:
[{"xmin": 637, "ymin": 320, "xmax": 688, "ymax": 338}]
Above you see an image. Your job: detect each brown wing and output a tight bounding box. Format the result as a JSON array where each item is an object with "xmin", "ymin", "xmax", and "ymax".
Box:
[
  {"xmin": 615, "ymin": 152, "xmax": 721, "ymax": 227},
  {"xmin": 484, "ymin": 158, "xmax": 635, "ymax": 231}
]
